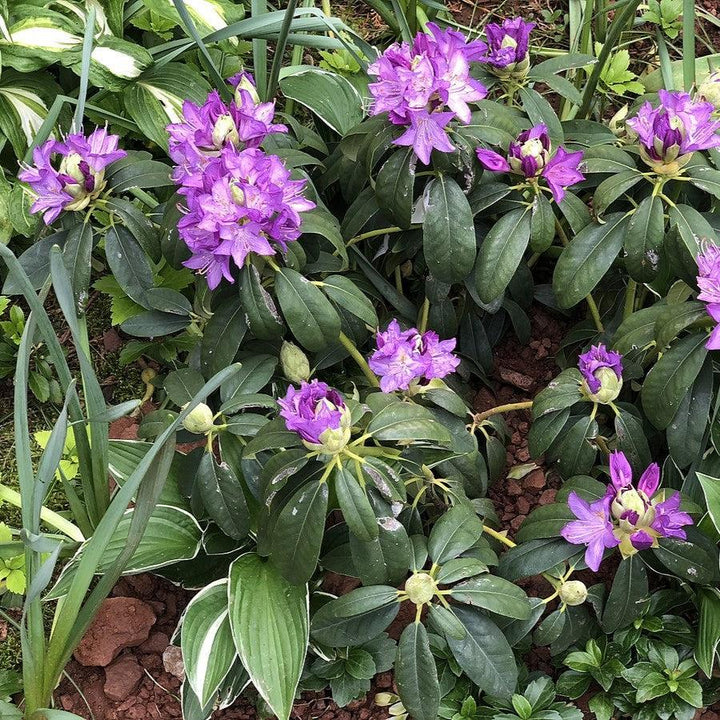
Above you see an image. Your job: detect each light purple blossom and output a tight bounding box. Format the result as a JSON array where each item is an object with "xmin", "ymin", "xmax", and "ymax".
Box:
[
  {"xmin": 627, "ymin": 90, "xmax": 720, "ymax": 168},
  {"xmin": 18, "ymin": 128, "xmax": 126, "ymax": 224},
  {"xmin": 477, "ymin": 17, "xmax": 535, "ymax": 73},
  {"xmin": 476, "ymin": 124, "xmax": 584, "ymax": 203},
  {"xmin": 368, "ymin": 319, "xmax": 460, "ymax": 392},
  {"xmin": 561, "ymin": 493, "xmax": 619, "ymax": 572},
  {"xmin": 167, "ymin": 74, "xmax": 286, "ymax": 187},
  {"xmin": 278, "ymin": 380, "xmax": 348, "ymax": 446},
  {"xmin": 696, "ymin": 243, "xmax": 720, "ymax": 349},
  {"xmin": 176, "ymin": 147, "xmax": 314, "ymax": 289},
  {"xmin": 578, "ymin": 344, "xmax": 623, "ymax": 395},
  {"xmin": 368, "ymin": 23, "xmax": 487, "ymax": 165},
  {"xmin": 562, "ymin": 450, "xmax": 693, "ymax": 570}
]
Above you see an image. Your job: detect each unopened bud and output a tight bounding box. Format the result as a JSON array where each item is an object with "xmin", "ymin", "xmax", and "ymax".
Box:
[
  {"xmin": 698, "ymin": 70, "xmax": 720, "ymax": 109},
  {"xmin": 234, "ymin": 73, "xmax": 260, "ymax": 104},
  {"xmin": 582, "ymin": 367, "xmax": 623, "ymax": 404},
  {"xmin": 181, "ymin": 402, "xmax": 215, "ymax": 434},
  {"xmin": 404, "ymin": 572, "xmax": 436, "ymax": 605},
  {"xmin": 280, "ymin": 341, "xmax": 310, "ymax": 384},
  {"xmin": 609, "ymin": 105, "xmax": 629, "ymax": 137},
  {"xmin": 559, "ymin": 580, "xmax": 588, "ymax": 606},
  {"xmin": 212, "ymin": 114, "xmax": 239, "ymax": 148}
]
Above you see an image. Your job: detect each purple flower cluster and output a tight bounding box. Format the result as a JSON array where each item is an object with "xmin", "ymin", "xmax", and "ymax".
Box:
[
  {"xmin": 368, "ymin": 23, "xmax": 488, "ymax": 165},
  {"xmin": 696, "ymin": 242, "xmax": 720, "ymax": 349},
  {"xmin": 279, "ymin": 379, "xmax": 350, "ymax": 449},
  {"xmin": 627, "ymin": 90, "xmax": 720, "ymax": 170},
  {"xmin": 477, "ymin": 17, "xmax": 535, "ymax": 76},
  {"xmin": 167, "ymin": 73, "xmax": 286, "ymax": 187},
  {"xmin": 578, "ymin": 343, "xmax": 623, "ymax": 395},
  {"xmin": 18, "ymin": 128, "xmax": 126, "ymax": 224},
  {"xmin": 368, "ymin": 319, "xmax": 460, "ymax": 392},
  {"xmin": 167, "ymin": 74, "xmax": 315, "ymax": 289},
  {"xmin": 562, "ymin": 451, "xmax": 692, "ymax": 571},
  {"xmin": 476, "ymin": 124, "xmax": 584, "ymax": 203}
]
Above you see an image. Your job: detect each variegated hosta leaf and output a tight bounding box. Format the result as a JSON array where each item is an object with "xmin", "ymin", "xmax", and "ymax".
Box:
[
  {"xmin": 124, "ymin": 63, "xmax": 211, "ymax": 150},
  {"xmin": 86, "ymin": 36, "xmax": 153, "ymax": 90},
  {"xmin": 142, "ymin": 0, "xmax": 244, "ymax": 42},
  {"xmin": 181, "ymin": 579, "xmax": 238, "ymax": 708},
  {"xmin": 0, "ymin": 71, "xmax": 59, "ymax": 156}
]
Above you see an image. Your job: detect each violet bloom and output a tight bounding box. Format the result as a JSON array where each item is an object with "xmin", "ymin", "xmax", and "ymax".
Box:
[
  {"xmin": 18, "ymin": 128, "xmax": 126, "ymax": 224},
  {"xmin": 563, "ymin": 450, "xmax": 694, "ymax": 569},
  {"xmin": 368, "ymin": 23, "xmax": 487, "ymax": 165},
  {"xmin": 696, "ymin": 243, "xmax": 720, "ymax": 349},
  {"xmin": 476, "ymin": 124, "xmax": 584, "ymax": 203},
  {"xmin": 477, "ymin": 17, "xmax": 535, "ymax": 77},
  {"xmin": 561, "ymin": 493, "xmax": 619, "ymax": 572},
  {"xmin": 626, "ymin": 90, "xmax": 720, "ymax": 171},
  {"xmin": 177, "ymin": 147, "xmax": 314, "ymax": 289},
  {"xmin": 368, "ymin": 319, "xmax": 460, "ymax": 392},
  {"xmin": 578, "ymin": 343, "xmax": 623, "ymax": 402},
  {"xmin": 167, "ymin": 75, "xmax": 286, "ymax": 187},
  {"xmin": 278, "ymin": 380, "xmax": 351, "ymax": 452}
]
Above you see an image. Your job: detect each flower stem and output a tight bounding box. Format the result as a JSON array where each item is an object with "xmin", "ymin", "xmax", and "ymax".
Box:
[
  {"xmin": 418, "ymin": 297, "xmax": 430, "ymax": 333},
  {"xmin": 338, "ymin": 331, "xmax": 379, "ymax": 387},
  {"xmin": 473, "ymin": 400, "xmax": 533, "ymax": 424},
  {"xmin": 346, "ymin": 226, "xmax": 409, "ymax": 247},
  {"xmin": 482, "ymin": 524, "xmax": 516, "ymax": 548}
]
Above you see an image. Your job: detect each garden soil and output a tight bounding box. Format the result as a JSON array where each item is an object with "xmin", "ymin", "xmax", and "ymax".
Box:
[{"xmin": 53, "ymin": 306, "xmax": 720, "ymax": 719}]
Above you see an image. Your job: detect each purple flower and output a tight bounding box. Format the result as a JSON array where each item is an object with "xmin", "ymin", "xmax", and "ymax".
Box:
[
  {"xmin": 176, "ymin": 147, "xmax": 315, "ymax": 289},
  {"xmin": 578, "ymin": 343, "xmax": 623, "ymax": 397},
  {"xmin": 18, "ymin": 128, "xmax": 126, "ymax": 224},
  {"xmin": 627, "ymin": 90, "xmax": 720, "ymax": 170},
  {"xmin": 695, "ymin": 243, "xmax": 720, "ymax": 349},
  {"xmin": 561, "ymin": 493, "xmax": 619, "ymax": 572},
  {"xmin": 368, "ymin": 319, "xmax": 460, "ymax": 392},
  {"xmin": 167, "ymin": 75, "xmax": 286, "ymax": 187},
  {"xmin": 278, "ymin": 380, "xmax": 351, "ymax": 451},
  {"xmin": 651, "ymin": 492, "xmax": 693, "ymax": 541},
  {"xmin": 562, "ymin": 450, "xmax": 693, "ymax": 569},
  {"xmin": 477, "ymin": 17, "xmax": 535, "ymax": 76},
  {"xmin": 368, "ymin": 24, "xmax": 487, "ymax": 165},
  {"xmin": 476, "ymin": 124, "xmax": 584, "ymax": 203}
]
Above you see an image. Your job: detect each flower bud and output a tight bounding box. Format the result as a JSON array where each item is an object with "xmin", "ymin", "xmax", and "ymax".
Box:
[
  {"xmin": 181, "ymin": 402, "xmax": 215, "ymax": 434},
  {"xmin": 698, "ymin": 70, "xmax": 720, "ymax": 109},
  {"xmin": 609, "ymin": 105, "xmax": 629, "ymax": 137},
  {"xmin": 404, "ymin": 572, "xmax": 436, "ymax": 605},
  {"xmin": 280, "ymin": 341, "xmax": 310, "ymax": 384},
  {"xmin": 559, "ymin": 580, "xmax": 588, "ymax": 606},
  {"xmin": 60, "ymin": 152, "xmax": 87, "ymax": 184},
  {"xmin": 234, "ymin": 73, "xmax": 260, "ymax": 104},
  {"xmin": 212, "ymin": 114, "xmax": 239, "ymax": 148},
  {"xmin": 581, "ymin": 366, "xmax": 623, "ymax": 404},
  {"xmin": 304, "ymin": 407, "xmax": 352, "ymax": 454}
]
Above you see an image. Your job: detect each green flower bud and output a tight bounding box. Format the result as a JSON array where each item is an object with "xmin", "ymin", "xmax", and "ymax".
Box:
[
  {"xmin": 559, "ymin": 580, "xmax": 588, "ymax": 606},
  {"xmin": 181, "ymin": 402, "xmax": 215, "ymax": 434},
  {"xmin": 581, "ymin": 366, "xmax": 623, "ymax": 404},
  {"xmin": 698, "ymin": 71, "xmax": 720, "ymax": 109},
  {"xmin": 404, "ymin": 572, "xmax": 436, "ymax": 605},
  {"xmin": 302, "ymin": 406, "xmax": 353, "ymax": 455},
  {"xmin": 212, "ymin": 114, "xmax": 239, "ymax": 148},
  {"xmin": 280, "ymin": 341, "xmax": 311, "ymax": 384}
]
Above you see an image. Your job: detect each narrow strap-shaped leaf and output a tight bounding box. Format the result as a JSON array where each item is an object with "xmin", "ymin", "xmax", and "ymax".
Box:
[{"xmin": 72, "ymin": 5, "xmax": 96, "ymax": 132}]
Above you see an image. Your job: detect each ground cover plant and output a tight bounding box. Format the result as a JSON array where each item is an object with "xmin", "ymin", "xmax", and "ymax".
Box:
[{"xmin": 0, "ymin": 0, "xmax": 720, "ymax": 719}]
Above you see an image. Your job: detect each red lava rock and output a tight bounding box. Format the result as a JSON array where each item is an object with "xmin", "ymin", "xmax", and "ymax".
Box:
[
  {"xmin": 525, "ymin": 469, "xmax": 546, "ymax": 489},
  {"xmin": 539, "ymin": 489, "xmax": 557, "ymax": 505},
  {"xmin": 162, "ymin": 645, "xmax": 185, "ymax": 680},
  {"xmin": 499, "ymin": 368, "xmax": 535, "ymax": 392},
  {"xmin": 507, "ymin": 480, "xmax": 523, "ymax": 496},
  {"xmin": 103, "ymin": 328, "xmax": 122, "ymax": 352},
  {"xmin": 74, "ymin": 597, "xmax": 156, "ymax": 667},
  {"xmin": 516, "ymin": 497, "xmax": 531, "ymax": 515},
  {"xmin": 109, "ymin": 416, "xmax": 140, "ymax": 441},
  {"xmin": 104, "ymin": 655, "xmax": 145, "ymax": 702},
  {"xmin": 139, "ymin": 631, "xmax": 170, "ymax": 655},
  {"xmin": 510, "ymin": 515, "xmax": 526, "ymax": 531}
]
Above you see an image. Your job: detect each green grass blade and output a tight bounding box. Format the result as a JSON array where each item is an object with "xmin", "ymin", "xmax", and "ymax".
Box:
[
  {"xmin": 683, "ymin": 0, "xmax": 695, "ymax": 90},
  {"xmin": 656, "ymin": 28, "xmax": 675, "ymax": 90},
  {"xmin": 252, "ymin": 0, "xmax": 269, "ymax": 100},
  {"xmin": 577, "ymin": 0, "xmax": 641, "ymax": 118},
  {"xmin": 267, "ymin": 0, "xmax": 299, "ymax": 100},
  {"xmin": 73, "ymin": 5, "xmax": 96, "ymax": 133}
]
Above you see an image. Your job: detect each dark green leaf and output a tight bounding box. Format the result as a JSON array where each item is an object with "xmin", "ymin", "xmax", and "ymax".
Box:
[
  {"xmin": 395, "ymin": 623, "xmax": 440, "ymax": 720},
  {"xmin": 602, "ymin": 555, "xmax": 649, "ymax": 633}
]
